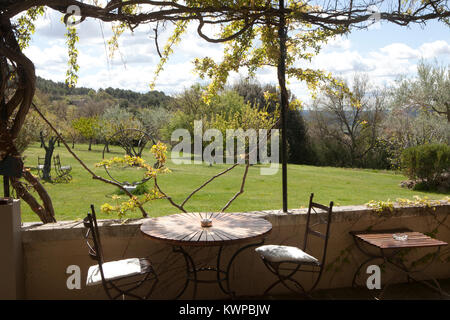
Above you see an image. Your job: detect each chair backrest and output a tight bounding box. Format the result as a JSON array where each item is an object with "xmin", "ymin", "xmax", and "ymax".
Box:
[
  {"xmin": 302, "ymin": 193, "xmax": 334, "ymax": 266},
  {"xmin": 38, "ymin": 156, "xmax": 45, "ymax": 166},
  {"xmin": 83, "ymin": 205, "xmax": 105, "ymax": 268},
  {"xmin": 53, "ymin": 154, "xmax": 61, "ymax": 168}
]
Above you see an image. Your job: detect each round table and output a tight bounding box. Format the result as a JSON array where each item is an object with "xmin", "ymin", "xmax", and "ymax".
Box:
[{"xmin": 141, "ymin": 212, "xmax": 272, "ymax": 299}]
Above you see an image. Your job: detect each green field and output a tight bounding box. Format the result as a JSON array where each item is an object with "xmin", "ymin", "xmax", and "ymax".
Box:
[{"xmin": 3, "ymin": 142, "xmax": 447, "ymax": 222}]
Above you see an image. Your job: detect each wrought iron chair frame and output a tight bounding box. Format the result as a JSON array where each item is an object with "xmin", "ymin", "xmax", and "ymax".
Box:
[
  {"xmin": 259, "ymin": 193, "xmax": 334, "ymax": 298},
  {"xmin": 83, "ymin": 205, "xmax": 158, "ymax": 300},
  {"xmin": 37, "ymin": 156, "xmax": 45, "ymax": 179},
  {"xmin": 53, "ymin": 154, "xmax": 72, "ymax": 182}
]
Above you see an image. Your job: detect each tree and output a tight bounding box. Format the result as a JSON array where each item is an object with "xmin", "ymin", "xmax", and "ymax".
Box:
[
  {"xmin": 231, "ymin": 78, "xmax": 311, "ymax": 164},
  {"xmin": 231, "ymin": 78, "xmax": 278, "ymax": 113},
  {"xmin": 205, "ymin": 99, "xmax": 278, "ymax": 163},
  {"xmin": 72, "ymin": 116, "xmax": 99, "ymax": 151},
  {"xmin": 14, "ymin": 108, "xmax": 45, "ymax": 154},
  {"xmin": 1, "ymin": 1, "xmax": 449, "ymax": 222},
  {"xmin": 163, "ymin": 84, "xmax": 222, "ymax": 142},
  {"xmin": 310, "ymin": 74, "xmax": 387, "ymax": 168},
  {"xmin": 394, "ymin": 60, "xmax": 450, "ymax": 122},
  {"xmin": 382, "ymin": 92, "xmax": 449, "ymax": 170},
  {"xmin": 286, "ymin": 109, "xmax": 314, "ymax": 165},
  {"xmin": 102, "ymin": 105, "xmax": 143, "ymax": 135},
  {"xmin": 76, "ymin": 96, "xmax": 109, "ymax": 118},
  {"xmin": 39, "ymin": 131, "xmax": 57, "ymax": 181},
  {"xmin": 138, "ymin": 107, "xmax": 171, "ymax": 141},
  {"xmin": 101, "ymin": 105, "xmax": 144, "ymax": 154}
]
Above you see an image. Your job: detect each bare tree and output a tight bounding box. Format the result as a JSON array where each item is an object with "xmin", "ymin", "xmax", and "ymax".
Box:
[{"xmin": 311, "ymin": 74, "xmax": 387, "ymax": 167}]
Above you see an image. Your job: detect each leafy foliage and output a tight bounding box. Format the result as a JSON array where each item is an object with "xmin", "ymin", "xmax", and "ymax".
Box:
[
  {"xmin": 16, "ymin": 6, "xmax": 45, "ymax": 50},
  {"xmin": 401, "ymin": 144, "xmax": 450, "ymax": 188},
  {"xmin": 65, "ymin": 22, "xmax": 79, "ymax": 88},
  {"xmin": 286, "ymin": 109, "xmax": 315, "ymax": 165},
  {"xmin": 72, "ymin": 116, "xmax": 99, "ymax": 150},
  {"xmin": 114, "ymin": 183, "xmax": 150, "ymax": 196},
  {"xmin": 366, "ymin": 195, "xmax": 447, "ymax": 213},
  {"xmin": 394, "ymin": 60, "xmax": 450, "ymax": 122}
]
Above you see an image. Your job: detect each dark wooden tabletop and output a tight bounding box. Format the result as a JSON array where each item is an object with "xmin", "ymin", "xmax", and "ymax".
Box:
[
  {"xmin": 140, "ymin": 212, "xmax": 272, "ymax": 247},
  {"xmin": 350, "ymin": 229, "xmax": 448, "ymax": 249}
]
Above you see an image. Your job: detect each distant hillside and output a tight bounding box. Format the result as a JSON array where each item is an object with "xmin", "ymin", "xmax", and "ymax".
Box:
[{"xmin": 36, "ymin": 76, "xmax": 172, "ymax": 109}]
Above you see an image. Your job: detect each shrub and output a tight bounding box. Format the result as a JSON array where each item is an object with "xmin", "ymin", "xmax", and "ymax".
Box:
[{"xmin": 401, "ymin": 144, "xmax": 450, "ymax": 187}]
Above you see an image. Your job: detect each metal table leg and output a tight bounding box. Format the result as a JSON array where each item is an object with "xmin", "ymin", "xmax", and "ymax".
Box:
[
  {"xmin": 383, "ymin": 246, "xmax": 449, "ymax": 298},
  {"xmin": 173, "ymin": 239, "xmax": 265, "ymax": 299},
  {"xmin": 217, "ymin": 239, "xmax": 265, "ymax": 298},
  {"xmin": 352, "ymin": 235, "xmax": 449, "ymax": 299},
  {"xmin": 173, "ymin": 246, "xmax": 198, "ymax": 299}
]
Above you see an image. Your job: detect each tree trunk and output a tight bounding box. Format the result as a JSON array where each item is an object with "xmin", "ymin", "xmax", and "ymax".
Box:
[
  {"xmin": 447, "ymin": 103, "xmax": 450, "ymax": 123},
  {"xmin": 40, "ymin": 132, "xmax": 56, "ymax": 181},
  {"xmin": 88, "ymin": 138, "xmax": 92, "ymax": 151}
]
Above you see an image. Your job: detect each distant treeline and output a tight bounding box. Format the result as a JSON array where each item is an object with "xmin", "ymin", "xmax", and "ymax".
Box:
[{"xmin": 36, "ymin": 76, "xmax": 172, "ymax": 109}]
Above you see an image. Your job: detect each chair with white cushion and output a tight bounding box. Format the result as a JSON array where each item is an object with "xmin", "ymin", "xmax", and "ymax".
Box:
[
  {"xmin": 255, "ymin": 193, "xmax": 333, "ymax": 297},
  {"xmin": 83, "ymin": 205, "xmax": 158, "ymax": 299}
]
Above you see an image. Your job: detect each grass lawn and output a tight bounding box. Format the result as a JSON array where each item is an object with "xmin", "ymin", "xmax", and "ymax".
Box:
[{"xmin": 2, "ymin": 142, "xmax": 447, "ymax": 222}]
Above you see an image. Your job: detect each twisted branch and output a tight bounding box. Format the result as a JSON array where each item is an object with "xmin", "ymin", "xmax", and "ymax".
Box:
[{"xmin": 32, "ymin": 102, "xmax": 149, "ymax": 218}]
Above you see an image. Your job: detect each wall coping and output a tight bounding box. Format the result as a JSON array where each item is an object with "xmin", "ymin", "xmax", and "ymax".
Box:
[{"xmin": 21, "ymin": 201, "xmax": 449, "ymax": 243}]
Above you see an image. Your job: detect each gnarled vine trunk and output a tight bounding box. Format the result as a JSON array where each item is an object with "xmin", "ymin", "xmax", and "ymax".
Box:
[
  {"xmin": 10, "ymin": 169, "xmax": 56, "ymax": 223},
  {"xmin": 0, "ymin": 16, "xmax": 55, "ymax": 223}
]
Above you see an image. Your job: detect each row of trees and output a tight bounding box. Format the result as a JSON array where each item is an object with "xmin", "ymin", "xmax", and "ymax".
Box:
[{"xmin": 23, "ymin": 60, "xmax": 448, "ymax": 174}]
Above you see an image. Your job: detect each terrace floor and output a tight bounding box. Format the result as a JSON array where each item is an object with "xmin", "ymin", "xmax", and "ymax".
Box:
[{"xmin": 243, "ymin": 278, "xmax": 450, "ymax": 300}]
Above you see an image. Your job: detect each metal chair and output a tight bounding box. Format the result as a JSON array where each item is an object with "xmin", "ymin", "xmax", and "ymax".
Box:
[
  {"xmin": 83, "ymin": 205, "xmax": 158, "ymax": 300},
  {"xmin": 53, "ymin": 154, "xmax": 72, "ymax": 182},
  {"xmin": 255, "ymin": 193, "xmax": 334, "ymax": 298},
  {"xmin": 36, "ymin": 156, "xmax": 45, "ymax": 179}
]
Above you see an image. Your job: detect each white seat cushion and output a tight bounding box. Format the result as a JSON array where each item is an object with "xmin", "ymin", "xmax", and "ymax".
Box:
[
  {"xmin": 86, "ymin": 258, "xmax": 142, "ymax": 286},
  {"xmin": 255, "ymin": 245, "xmax": 319, "ymax": 264}
]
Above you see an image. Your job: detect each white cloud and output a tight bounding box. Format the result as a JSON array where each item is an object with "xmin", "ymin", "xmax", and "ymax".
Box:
[
  {"xmin": 419, "ymin": 40, "xmax": 450, "ymax": 59},
  {"xmin": 324, "ymin": 35, "xmax": 352, "ymax": 51},
  {"xmin": 378, "ymin": 43, "xmax": 420, "ymax": 60},
  {"xmin": 23, "ymin": 44, "xmax": 67, "ymax": 78}
]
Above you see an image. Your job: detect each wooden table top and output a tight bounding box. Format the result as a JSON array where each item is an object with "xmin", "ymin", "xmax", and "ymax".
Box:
[
  {"xmin": 350, "ymin": 229, "xmax": 448, "ymax": 249},
  {"xmin": 140, "ymin": 212, "xmax": 272, "ymax": 247}
]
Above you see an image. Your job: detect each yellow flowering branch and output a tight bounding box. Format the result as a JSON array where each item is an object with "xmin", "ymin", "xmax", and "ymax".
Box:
[{"xmin": 96, "ymin": 141, "xmax": 171, "ymax": 218}]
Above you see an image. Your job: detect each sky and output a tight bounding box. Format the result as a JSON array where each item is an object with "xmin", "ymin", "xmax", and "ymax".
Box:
[{"xmin": 22, "ymin": 8, "xmax": 450, "ymax": 103}]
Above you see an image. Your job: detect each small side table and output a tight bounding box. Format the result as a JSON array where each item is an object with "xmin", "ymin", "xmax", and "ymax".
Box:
[{"xmin": 350, "ymin": 228, "xmax": 448, "ymax": 299}]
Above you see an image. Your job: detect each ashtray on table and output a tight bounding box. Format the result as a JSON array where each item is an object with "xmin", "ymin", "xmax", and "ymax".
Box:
[
  {"xmin": 392, "ymin": 233, "xmax": 408, "ymax": 241},
  {"xmin": 201, "ymin": 218, "xmax": 212, "ymax": 228}
]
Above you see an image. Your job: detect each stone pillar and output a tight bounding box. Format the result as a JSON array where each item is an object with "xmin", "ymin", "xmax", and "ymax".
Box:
[{"xmin": 0, "ymin": 198, "xmax": 24, "ymax": 299}]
